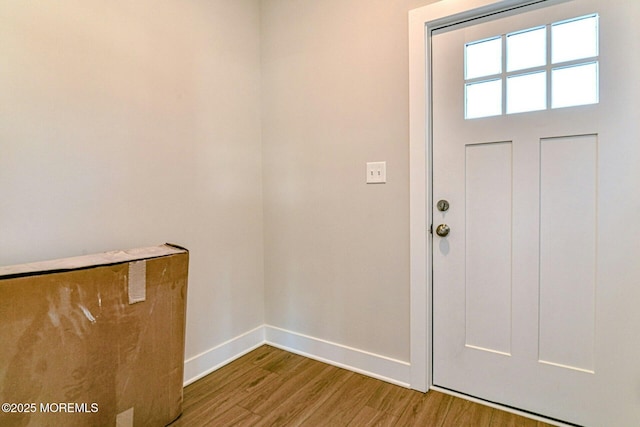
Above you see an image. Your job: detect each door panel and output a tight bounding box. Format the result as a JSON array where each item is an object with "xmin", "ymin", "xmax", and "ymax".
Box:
[
  {"xmin": 465, "ymin": 141, "xmax": 513, "ymax": 355},
  {"xmin": 431, "ymin": 1, "xmax": 640, "ymax": 425},
  {"xmin": 539, "ymin": 134, "xmax": 597, "ymax": 373}
]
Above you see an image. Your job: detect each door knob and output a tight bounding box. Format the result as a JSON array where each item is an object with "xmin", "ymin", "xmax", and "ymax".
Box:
[{"xmin": 435, "ymin": 224, "xmax": 450, "ymax": 237}]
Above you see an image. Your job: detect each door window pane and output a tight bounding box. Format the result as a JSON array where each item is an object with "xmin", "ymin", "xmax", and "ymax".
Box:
[
  {"xmin": 552, "ymin": 63, "xmax": 598, "ymax": 109},
  {"xmin": 466, "ymin": 37, "xmax": 502, "ymax": 79},
  {"xmin": 507, "ymin": 27, "xmax": 546, "ymax": 72},
  {"xmin": 552, "ymin": 15, "xmax": 598, "ymax": 64},
  {"xmin": 507, "ymin": 71, "xmax": 546, "ymax": 114},
  {"xmin": 463, "ymin": 13, "xmax": 599, "ymax": 119},
  {"xmin": 466, "ymin": 79, "xmax": 502, "ymax": 119}
]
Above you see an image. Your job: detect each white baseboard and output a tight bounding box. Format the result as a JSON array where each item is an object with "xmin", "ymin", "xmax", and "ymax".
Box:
[
  {"xmin": 264, "ymin": 325, "xmax": 411, "ymax": 388},
  {"xmin": 182, "ymin": 324, "xmax": 412, "ymax": 389},
  {"xmin": 183, "ymin": 325, "xmax": 265, "ymax": 386}
]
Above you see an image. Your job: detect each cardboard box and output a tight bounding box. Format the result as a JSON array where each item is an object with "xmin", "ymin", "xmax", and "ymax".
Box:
[{"xmin": 0, "ymin": 244, "xmax": 189, "ymax": 427}]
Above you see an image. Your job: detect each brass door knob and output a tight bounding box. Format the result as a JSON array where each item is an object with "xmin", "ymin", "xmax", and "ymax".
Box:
[{"xmin": 435, "ymin": 224, "xmax": 450, "ymax": 237}]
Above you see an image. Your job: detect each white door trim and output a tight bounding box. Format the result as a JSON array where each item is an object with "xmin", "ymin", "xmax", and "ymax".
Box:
[{"xmin": 408, "ymin": 0, "xmax": 551, "ymax": 392}]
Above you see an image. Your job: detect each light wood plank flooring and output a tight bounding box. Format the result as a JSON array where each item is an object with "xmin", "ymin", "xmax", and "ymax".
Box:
[{"xmin": 169, "ymin": 345, "xmax": 554, "ymax": 426}]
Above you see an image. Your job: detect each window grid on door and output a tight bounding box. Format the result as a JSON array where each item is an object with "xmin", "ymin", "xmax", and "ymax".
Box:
[{"xmin": 464, "ymin": 14, "xmax": 599, "ymax": 120}]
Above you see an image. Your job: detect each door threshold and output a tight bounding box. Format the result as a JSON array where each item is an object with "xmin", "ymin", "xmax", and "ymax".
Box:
[{"xmin": 429, "ymin": 385, "xmax": 580, "ymax": 427}]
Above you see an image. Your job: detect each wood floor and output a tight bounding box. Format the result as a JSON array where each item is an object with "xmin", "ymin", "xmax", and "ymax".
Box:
[{"xmin": 168, "ymin": 345, "xmax": 554, "ymax": 427}]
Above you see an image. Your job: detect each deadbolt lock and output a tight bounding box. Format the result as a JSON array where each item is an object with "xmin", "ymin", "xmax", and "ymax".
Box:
[{"xmin": 437, "ymin": 199, "xmax": 450, "ymax": 212}]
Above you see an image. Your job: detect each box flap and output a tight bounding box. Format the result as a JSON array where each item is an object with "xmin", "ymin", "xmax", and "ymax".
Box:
[{"xmin": 0, "ymin": 243, "xmax": 187, "ymax": 279}]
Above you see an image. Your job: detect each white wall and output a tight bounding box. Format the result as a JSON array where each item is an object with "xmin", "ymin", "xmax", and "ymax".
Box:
[
  {"xmin": 2, "ymin": 0, "xmax": 441, "ymax": 383},
  {"xmin": 0, "ymin": 1, "xmax": 264, "ymax": 365},
  {"xmin": 261, "ymin": 0, "xmax": 436, "ymax": 362}
]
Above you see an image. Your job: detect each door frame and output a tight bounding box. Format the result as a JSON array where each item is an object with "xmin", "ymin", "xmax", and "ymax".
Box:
[{"xmin": 408, "ymin": 0, "xmax": 558, "ymax": 392}]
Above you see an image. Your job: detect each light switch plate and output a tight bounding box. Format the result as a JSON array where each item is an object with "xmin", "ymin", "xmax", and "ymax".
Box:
[{"xmin": 366, "ymin": 161, "xmax": 386, "ymax": 184}]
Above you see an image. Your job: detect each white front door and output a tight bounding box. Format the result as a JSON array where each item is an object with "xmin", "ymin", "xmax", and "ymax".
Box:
[{"xmin": 431, "ymin": 1, "xmax": 640, "ymax": 425}]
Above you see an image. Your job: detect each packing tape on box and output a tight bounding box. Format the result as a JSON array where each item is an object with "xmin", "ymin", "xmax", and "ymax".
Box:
[
  {"xmin": 116, "ymin": 407, "xmax": 134, "ymax": 427},
  {"xmin": 128, "ymin": 261, "xmax": 146, "ymax": 304}
]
